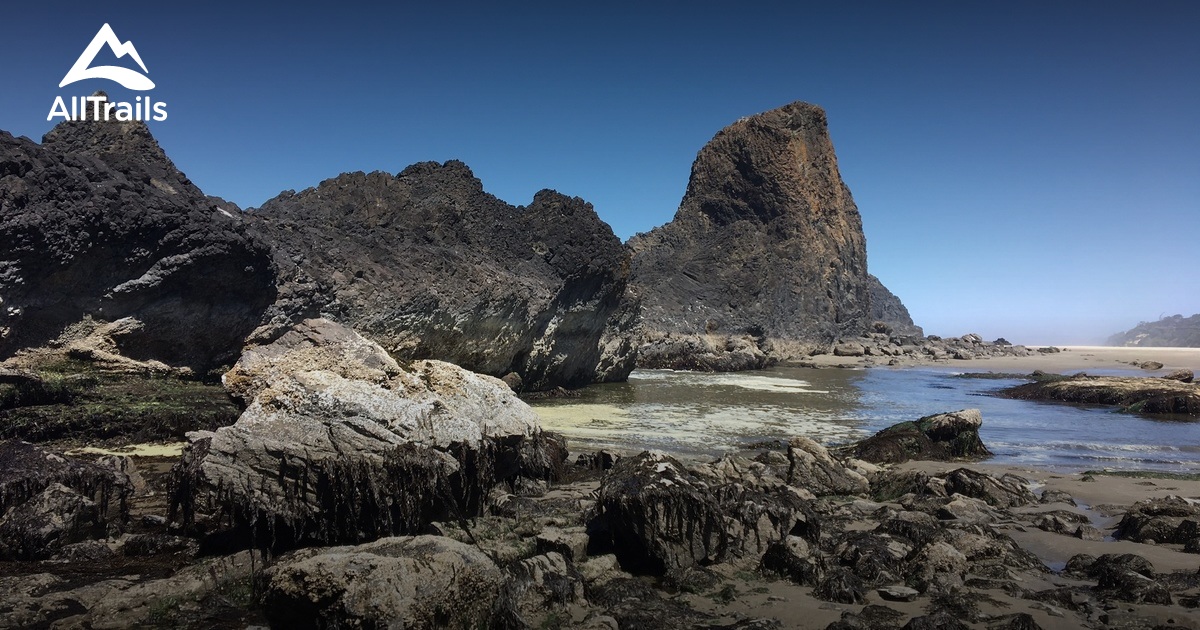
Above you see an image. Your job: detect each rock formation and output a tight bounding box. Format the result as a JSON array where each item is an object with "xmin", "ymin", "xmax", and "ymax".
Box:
[
  {"xmin": 247, "ymin": 163, "xmax": 637, "ymax": 390},
  {"xmin": 264, "ymin": 536, "xmax": 507, "ymax": 629},
  {"xmin": 1000, "ymin": 374, "xmax": 1200, "ymax": 415},
  {"xmin": 0, "ymin": 104, "xmax": 276, "ymax": 373},
  {"xmin": 868, "ymin": 274, "xmax": 923, "ymax": 336},
  {"xmin": 847, "ymin": 409, "xmax": 992, "ymax": 464},
  {"xmin": 595, "ymin": 451, "xmax": 815, "ymax": 574},
  {"xmin": 801, "ymin": 332, "xmax": 1034, "ymax": 366},
  {"xmin": 0, "ymin": 440, "xmax": 130, "ymax": 559},
  {"xmin": 1114, "ymin": 496, "xmax": 1200, "ymax": 548},
  {"xmin": 786, "ymin": 436, "xmax": 870, "ymax": 496},
  {"xmin": 630, "ymin": 101, "xmax": 894, "ymax": 369},
  {"xmin": 171, "ymin": 319, "xmax": 565, "ymax": 551},
  {"xmin": 2, "ymin": 112, "xmax": 635, "ymax": 389}
]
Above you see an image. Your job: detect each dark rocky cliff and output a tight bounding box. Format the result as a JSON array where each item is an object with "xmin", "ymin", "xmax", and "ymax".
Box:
[
  {"xmin": 868, "ymin": 274, "xmax": 923, "ymax": 337},
  {"xmin": 0, "ymin": 109, "xmax": 275, "ymax": 373},
  {"xmin": 629, "ymin": 101, "xmax": 875, "ymax": 369},
  {"xmin": 248, "ymin": 162, "xmax": 637, "ymax": 390}
]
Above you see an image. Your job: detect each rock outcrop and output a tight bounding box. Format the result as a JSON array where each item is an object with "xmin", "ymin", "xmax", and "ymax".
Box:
[
  {"xmin": 1114, "ymin": 496, "xmax": 1200, "ymax": 547},
  {"xmin": 264, "ymin": 536, "xmax": 507, "ymax": 629},
  {"xmin": 171, "ymin": 318, "xmax": 564, "ymax": 551},
  {"xmin": 786, "ymin": 436, "xmax": 870, "ymax": 496},
  {"xmin": 0, "ymin": 106, "xmax": 276, "ymax": 373},
  {"xmin": 247, "ymin": 163, "xmax": 637, "ymax": 390},
  {"xmin": 847, "ymin": 409, "xmax": 992, "ymax": 464},
  {"xmin": 595, "ymin": 451, "xmax": 814, "ymax": 574},
  {"xmin": 799, "ymin": 332, "xmax": 1036, "ymax": 367},
  {"xmin": 1000, "ymin": 375, "xmax": 1200, "ymax": 415},
  {"xmin": 630, "ymin": 101, "xmax": 884, "ymax": 369},
  {"xmin": 867, "ymin": 274, "xmax": 923, "ymax": 337},
  {"xmin": 0, "ymin": 440, "xmax": 130, "ymax": 559},
  {"xmin": 2, "ymin": 113, "xmax": 636, "ymax": 389}
]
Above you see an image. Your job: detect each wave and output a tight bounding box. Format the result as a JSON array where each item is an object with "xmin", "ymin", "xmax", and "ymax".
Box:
[{"xmin": 989, "ymin": 441, "xmax": 1200, "ymax": 455}]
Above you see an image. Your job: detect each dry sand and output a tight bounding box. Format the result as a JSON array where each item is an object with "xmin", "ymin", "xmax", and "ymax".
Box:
[
  {"xmin": 805, "ymin": 345, "xmax": 1200, "ymax": 374},
  {"xmin": 951, "ymin": 345, "xmax": 1200, "ymax": 373}
]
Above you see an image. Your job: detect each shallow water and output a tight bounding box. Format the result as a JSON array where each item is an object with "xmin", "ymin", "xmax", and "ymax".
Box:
[{"xmin": 531, "ymin": 366, "xmax": 1200, "ymax": 473}]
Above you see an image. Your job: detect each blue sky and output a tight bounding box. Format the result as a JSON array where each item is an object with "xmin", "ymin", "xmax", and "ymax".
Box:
[{"xmin": 2, "ymin": 1, "xmax": 1197, "ymax": 344}]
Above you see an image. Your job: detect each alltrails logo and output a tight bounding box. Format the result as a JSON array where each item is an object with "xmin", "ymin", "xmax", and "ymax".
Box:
[{"xmin": 47, "ymin": 23, "xmax": 168, "ymax": 122}]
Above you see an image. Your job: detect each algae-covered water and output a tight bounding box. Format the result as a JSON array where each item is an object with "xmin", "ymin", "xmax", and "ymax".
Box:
[{"xmin": 531, "ymin": 366, "xmax": 1200, "ymax": 473}]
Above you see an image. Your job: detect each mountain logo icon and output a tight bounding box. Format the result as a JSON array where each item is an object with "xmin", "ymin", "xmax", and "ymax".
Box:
[{"xmin": 59, "ymin": 23, "xmax": 155, "ymax": 91}]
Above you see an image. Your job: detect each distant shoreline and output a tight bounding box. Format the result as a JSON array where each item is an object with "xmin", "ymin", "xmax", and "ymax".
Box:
[{"xmin": 799, "ymin": 344, "xmax": 1200, "ymax": 373}]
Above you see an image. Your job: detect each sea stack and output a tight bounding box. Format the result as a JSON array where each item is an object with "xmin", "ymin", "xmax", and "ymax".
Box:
[{"xmin": 631, "ymin": 101, "xmax": 903, "ymax": 369}]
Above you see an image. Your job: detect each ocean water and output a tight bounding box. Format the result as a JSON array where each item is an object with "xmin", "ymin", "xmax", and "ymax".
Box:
[{"xmin": 530, "ymin": 366, "xmax": 1200, "ymax": 473}]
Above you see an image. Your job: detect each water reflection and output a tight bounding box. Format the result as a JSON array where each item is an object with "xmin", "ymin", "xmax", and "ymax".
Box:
[{"xmin": 530, "ymin": 366, "xmax": 1200, "ymax": 472}]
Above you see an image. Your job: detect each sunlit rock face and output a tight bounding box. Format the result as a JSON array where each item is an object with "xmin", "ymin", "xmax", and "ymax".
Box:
[{"xmin": 171, "ymin": 319, "xmax": 565, "ymax": 552}]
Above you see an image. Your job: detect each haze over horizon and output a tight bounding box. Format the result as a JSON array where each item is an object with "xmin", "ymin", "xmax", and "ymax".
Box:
[{"xmin": 2, "ymin": 1, "xmax": 1196, "ymax": 346}]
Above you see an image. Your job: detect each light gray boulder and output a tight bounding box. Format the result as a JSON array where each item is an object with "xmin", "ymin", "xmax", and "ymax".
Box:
[
  {"xmin": 264, "ymin": 536, "xmax": 505, "ymax": 629},
  {"xmin": 172, "ymin": 319, "xmax": 561, "ymax": 550}
]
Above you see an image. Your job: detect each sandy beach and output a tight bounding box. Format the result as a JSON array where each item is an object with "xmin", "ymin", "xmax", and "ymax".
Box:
[{"xmin": 805, "ymin": 344, "xmax": 1200, "ymax": 374}]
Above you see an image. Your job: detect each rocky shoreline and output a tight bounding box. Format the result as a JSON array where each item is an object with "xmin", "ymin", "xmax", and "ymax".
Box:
[
  {"xmin": 2, "ymin": 325, "xmax": 1199, "ymax": 629},
  {"xmin": 4, "ymin": 97, "xmax": 1199, "ymax": 629}
]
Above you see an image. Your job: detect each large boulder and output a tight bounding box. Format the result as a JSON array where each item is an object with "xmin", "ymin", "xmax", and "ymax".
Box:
[
  {"xmin": 848, "ymin": 409, "xmax": 991, "ymax": 464},
  {"xmin": 171, "ymin": 319, "xmax": 560, "ymax": 551},
  {"xmin": 871, "ymin": 468, "xmax": 1033, "ymax": 511},
  {"xmin": 1114, "ymin": 495, "xmax": 1200, "ymax": 544},
  {"xmin": 263, "ymin": 536, "xmax": 506, "ymax": 629},
  {"xmin": 940, "ymin": 468, "xmax": 1034, "ymax": 508},
  {"xmin": 596, "ymin": 451, "xmax": 815, "ymax": 574},
  {"xmin": 248, "ymin": 163, "xmax": 637, "ymax": 390},
  {"xmin": 0, "ymin": 483, "xmax": 103, "ymax": 560},
  {"xmin": 0, "ymin": 440, "xmax": 129, "ymax": 559},
  {"xmin": 630, "ymin": 101, "xmax": 892, "ymax": 369},
  {"xmin": 1163, "ymin": 368, "xmax": 1194, "ymax": 383},
  {"xmin": 0, "ymin": 109, "xmax": 275, "ymax": 373},
  {"xmin": 1086, "ymin": 553, "xmax": 1173, "ymax": 604}
]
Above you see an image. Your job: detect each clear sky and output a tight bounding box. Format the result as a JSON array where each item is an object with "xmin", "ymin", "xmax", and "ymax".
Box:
[{"xmin": 2, "ymin": 1, "xmax": 1197, "ymax": 345}]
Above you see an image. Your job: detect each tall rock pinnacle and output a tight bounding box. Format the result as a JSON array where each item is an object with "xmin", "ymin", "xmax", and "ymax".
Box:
[{"xmin": 630, "ymin": 101, "xmax": 879, "ymax": 369}]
